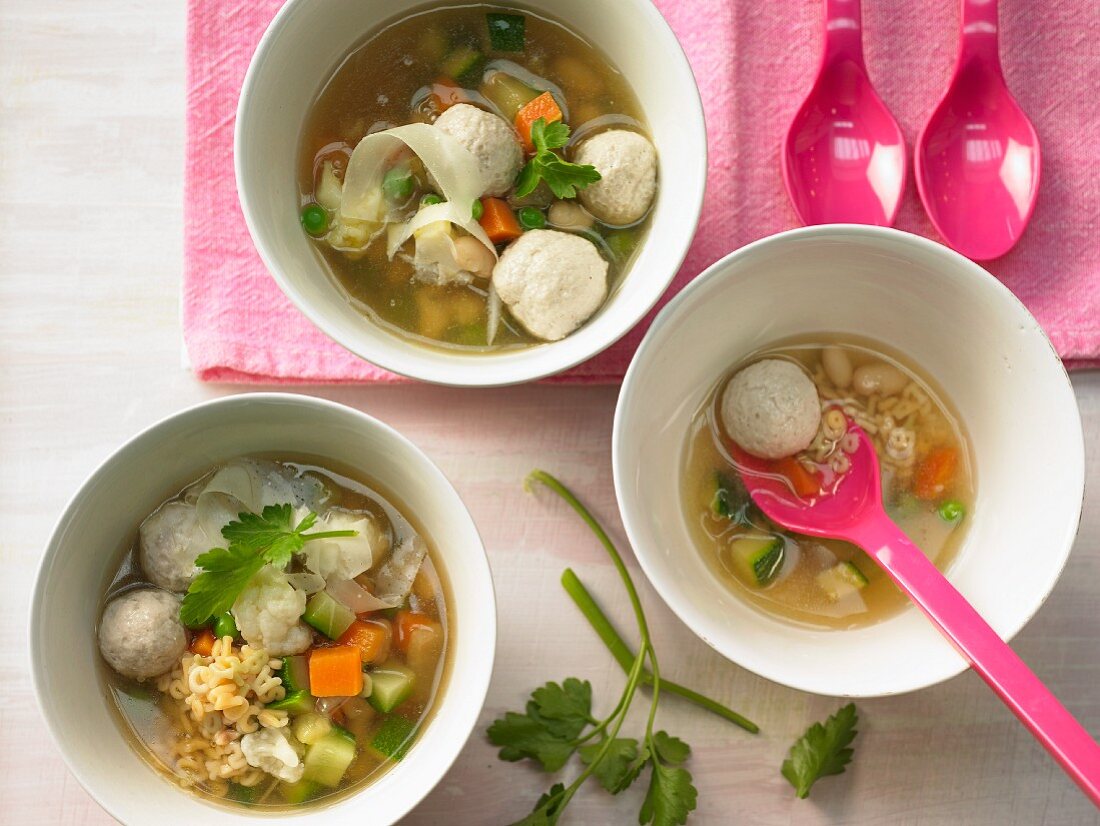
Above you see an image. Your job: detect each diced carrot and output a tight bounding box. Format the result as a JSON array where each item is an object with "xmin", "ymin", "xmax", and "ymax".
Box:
[
  {"xmin": 478, "ymin": 197, "xmax": 523, "ymax": 244},
  {"xmin": 772, "ymin": 457, "xmax": 821, "ymax": 499},
  {"xmin": 338, "ymin": 619, "xmax": 391, "ymax": 664},
  {"xmin": 514, "ymin": 91, "xmax": 563, "ymax": 152},
  {"xmin": 308, "ymin": 645, "xmax": 364, "ymax": 698},
  {"xmin": 913, "ymin": 447, "xmax": 958, "ymax": 500},
  {"xmin": 429, "ymin": 76, "xmax": 468, "ymax": 112},
  {"xmin": 394, "ymin": 610, "xmax": 436, "ymax": 654},
  {"xmin": 190, "ymin": 628, "xmax": 216, "ymax": 657}
]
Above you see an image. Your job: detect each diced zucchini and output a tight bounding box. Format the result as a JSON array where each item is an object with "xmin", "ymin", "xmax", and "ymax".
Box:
[
  {"xmin": 367, "ymin": 665, "xmax": 415, "ymax": 713},
  {"xmin": 302, "ymin": 727, "xmax": 357, "ymax": 788},
  {"xmin": 487, "ymin": 12, "xmax": 525, "ymax": 52},
  {"xmin": 368, "ymin": 715, "xmax": 417, "ymax": 761},
  {"xmin": 303, "ymin": 591, "xmax": 356, "ymax": 640},
  {"xmin": 712, "ymin": 472, "xmax": 736, "ymax": 519},
  {"xmin": 266, "ymin": 688, "xmax": 314, "ymax": 715},
  {"xmin": 279, "ymin": 655, "xmax": 311, "ymax": 694},
  {"xmin": 440, "ymin": 45, "xmax": 485, "ymax": 86},
  {"xmin": 279, "ymin": 778, "xmax": 323, "ymax": 805},
  {"xmin": 727, "ymin": 535, "xmax": 784, "ymax": 586},
  {"xmin": 292, "ymin": 712, "xmax": 332, "ymax": 746},
  {"xmin": 226, "ymin": 782, "xmax": 260, "ymax": 804},
  {"xmin": 816, "ymin": 561, "xmax": 869, "ymax": 601},
  {"xmin": 480, "ymin": 71, "xmax": 539, "ymax": 119}
]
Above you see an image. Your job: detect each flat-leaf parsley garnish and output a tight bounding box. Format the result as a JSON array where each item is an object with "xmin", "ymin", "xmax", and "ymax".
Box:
[
  {"xmin": 514, "ymin": 119, "xmax": 601, "ymax": 200},
  {"xmin": 179, "ymin": 504, "xmax": 357, "ymax": 627}
]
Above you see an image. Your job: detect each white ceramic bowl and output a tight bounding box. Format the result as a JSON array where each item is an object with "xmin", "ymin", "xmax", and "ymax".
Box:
[
  {"xmin": 30, "ymin": 394, "xmax": 496, "ymax": 824},
  {"xmin": 236, "ymin": 0, "xmax": 705, "ymax": 386},
  {"xmin": 614, "ymin": 225, "xmax": 1085, "ymax": 697}
]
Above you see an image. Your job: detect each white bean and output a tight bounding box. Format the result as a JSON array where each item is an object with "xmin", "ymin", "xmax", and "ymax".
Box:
[
  {"xmin": 548, "ymin": 200, "xmax": 594, "ymax": 231},
  {"xmin": 852, "ymin": 362, "xmax": 907, "ymax": 396},
  {"xmin": 822, "ymin": 346, "xmax": 853, "ymax": 389},
  {"xmin": 453, "ymin": 235, "xmax": 495, "ymax": 279}
]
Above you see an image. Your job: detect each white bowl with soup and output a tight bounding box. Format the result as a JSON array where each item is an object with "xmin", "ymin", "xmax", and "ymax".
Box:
[
  {"xmin": 613, "ymin": 225, "xmax": 1085, "ymax": 697},
  {"xmin": 236, "ymin": 0, "xmax": 705, "ymax": 385},
  {"xmin": 30, "ymin": 394, "xmax": 496, "ymax": 824}
]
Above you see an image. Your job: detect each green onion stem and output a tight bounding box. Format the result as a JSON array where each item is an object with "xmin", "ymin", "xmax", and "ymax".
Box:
[{"xmin": 554, "ymin": 541, "xmax": 759, "ymax": 734}]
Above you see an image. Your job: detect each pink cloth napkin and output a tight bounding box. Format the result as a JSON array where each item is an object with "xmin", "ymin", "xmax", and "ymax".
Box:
[{"xmin": 184, "ymin": 0, "xmax": 1100, "ymax": 383}]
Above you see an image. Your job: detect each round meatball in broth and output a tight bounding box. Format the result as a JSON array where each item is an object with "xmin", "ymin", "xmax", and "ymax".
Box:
[
  {"xmin": 574, "ymin": 129, "xmax": 657, "ymax": 225},
  {"xmin": 492, "ymin": 230, "xmax": 608, "ymax": 341}
]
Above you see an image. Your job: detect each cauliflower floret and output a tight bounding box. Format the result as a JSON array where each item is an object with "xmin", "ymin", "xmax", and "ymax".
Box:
[
  {"xmin": 232, "ymin": 566, "xmax": 312, "ymax": 656},
  {"xmin": 301, "ymin": 510, "xmax": 390, "ymax": 583},
  {"xmin": 240, "ymin": 727, "xmax": 305, "ymax": 783}
]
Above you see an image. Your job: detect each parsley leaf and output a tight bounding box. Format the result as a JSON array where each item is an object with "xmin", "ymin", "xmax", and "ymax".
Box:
[
  {"xmin": 652, "ymin": 731, "xmax": 691, "ymax": 765},
  {"xmin": 514, "ymin": 118, "xmax": 601, "ymax": 199},
  {"xmin": 640, "ymin": 759, "xmax": 698, "ymax": 826},
  {"xmin": 179, "ymin": 504, "xmax": 358, "ymax": 628},
  {"xmin": 221, "ymin": 504, "xmax": 309, "ymax": 569},
  {"xmin": 781, "ymin": 703, "xmax": 859, "ymax": 799},
  {"xmin": 578, "ymin": 737, "xmax": 640, "ymax": 793},
  {"xmin": 513, "ymin": 783, "xmax": 567, "ymax": 826},
  {"xmin": 178, "ymin": 546, "xmax": 266, "ymax": 627},
  {"xmin": 487, "ymin": 709, "xmax": 577, "ymax": 771},
  {"xmin": 530, "ymin": 678, "xmax": 593, "ymax": 740}
]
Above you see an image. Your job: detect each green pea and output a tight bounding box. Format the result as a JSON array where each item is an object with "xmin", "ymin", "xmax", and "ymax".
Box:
[
  {"xmin": 300, "ymin": 204, "xmax": 328, "ymax": 236},
  {"xmin": 420, "ymin": 193, "xmax": 444, "ymax": 207},
  {"xmin": 382, "ymin": 166, "xmax": 415, "ymax": 202},
  {"xmin": 517, "ymin": 206, "xmax": 546, "ymax": 230},
  {"xmin": 938, "ymin": 499, "xmax": 965, "ymax": 523},
  {"xmin": 213, "ymin": 612, "xmax": 238, "ymax": 640},
  {"xmin": 471, "ymin": 199, "xmax": 484, "ymax": 221}
]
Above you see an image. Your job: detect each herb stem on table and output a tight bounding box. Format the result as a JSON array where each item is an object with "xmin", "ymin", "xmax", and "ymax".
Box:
[
  {"xmin": 561, "ymin": 568, "xmax": 758, "ymax": 734},
  {"xmin": 490, "ymin": 471, "xmax": 758, "ymax": 825}
]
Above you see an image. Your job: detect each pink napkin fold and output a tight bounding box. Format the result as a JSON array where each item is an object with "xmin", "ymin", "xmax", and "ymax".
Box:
[{"xmin": 183, "ymin": 0, "xmax": 1100, "ymax": 383}]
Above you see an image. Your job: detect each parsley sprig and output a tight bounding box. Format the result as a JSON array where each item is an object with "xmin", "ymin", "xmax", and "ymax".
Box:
[
  {"xmin": 488, "ymin": 471, "xmax": 757, "ymax": 826},
  {"xmin": 179, "ymin": 504, "xmax": 357, "ymax": 627},
  {"xmin": 781, "ymin": 703, "xmax": 859, "ymax": 798},
  {"xmin": 514, "ymin": 119, "xmax": 601, "ymax": 199}
]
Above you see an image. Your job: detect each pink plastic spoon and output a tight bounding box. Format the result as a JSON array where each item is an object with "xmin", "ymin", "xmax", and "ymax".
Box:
[
  {"xmin": 731, "ymin": 420, "xmax": 1100, "ymax": 805},
  {"xmin": 782, "ymin": 0, "xmax": 906, "ymax": 226},
  {"xmin": 915, "ymin": 0, "xmax": 1041, "ymax": 260}
]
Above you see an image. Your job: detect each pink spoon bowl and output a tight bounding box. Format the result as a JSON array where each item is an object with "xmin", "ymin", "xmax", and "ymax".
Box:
[
  {"xmin": 915, "ymin": 0, "xmax": 1041, "ymax": 260},
  {"xmin": 782, "ymin": 0, "xmax": 906, "ymax": 227}
]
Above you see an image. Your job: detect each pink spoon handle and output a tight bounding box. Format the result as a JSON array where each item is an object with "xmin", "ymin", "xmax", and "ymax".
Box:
[
  {"xmin": 824, "ymin": 0, "xmax": 864, "ymax": 64},
  {"xmin": 848, "ymin": 512, "xmax": 1100, "ymax": 805},
  {"xmin": 960, "ymin": 0, "xmax": 1001, "ymax": 65}
]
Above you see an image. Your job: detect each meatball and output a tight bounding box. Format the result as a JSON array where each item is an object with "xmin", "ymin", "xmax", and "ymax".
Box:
[
  {"xmin": 98, "ymin": 588, "xmax": 187, "ymax": 681},
  {"xmin": 721, "ymin": 359, "xmax": 821, "ymax": 460},
  {"xmin": 492, "ymin": 229, "xmax": 608, "ymax": 341},
  {"xmin": 574, "ymin": 130, "xmax": 657, "ymax": 225},
  {"xmin": 139, "ymin": 501, "xmax": 206, "ymax": 592},
  {"xmin": 434, "ymin": 104, "xmax": 523, "ymax": 197}
]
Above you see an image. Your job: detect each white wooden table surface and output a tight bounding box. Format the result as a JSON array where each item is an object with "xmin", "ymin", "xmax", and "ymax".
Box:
[{"xmin": 1, "ymin": 3, "xmax": 1098, "ymax": 824}]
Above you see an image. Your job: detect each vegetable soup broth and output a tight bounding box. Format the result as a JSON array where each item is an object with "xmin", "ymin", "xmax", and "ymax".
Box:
[
  {"xmin": 299, "ymin": 5, "xmax": 652, "ymax": 349},
  {"xmin": 682, "ymin": 338, "xmax": 975, "ymax": 629},
  {"xmin": 100, "ymin": 458, "xmax": 452, "ymax": 809}
]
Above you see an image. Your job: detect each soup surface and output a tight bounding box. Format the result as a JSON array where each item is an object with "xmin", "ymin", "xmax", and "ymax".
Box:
[
  {"xmin": 299, "ymin": 4, "xmax": 655, "ymax": 349},
  {"xmin": 99, "ymin": 458, "xmax": 450, "ymax": 809},
  {"xmin": 682, "ymin": 337, "xmax": 975, "ymax": 629}
]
